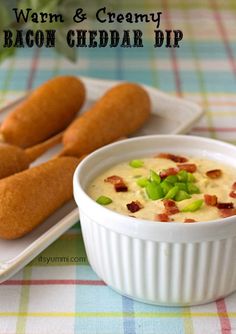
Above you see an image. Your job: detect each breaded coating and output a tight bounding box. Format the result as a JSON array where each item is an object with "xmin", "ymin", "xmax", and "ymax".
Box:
[
  {"xmin": 0, "ymin": 144, "xmax": 29, "ymax": 179},
  {"xmin": 0, "ymin": 157, "xmax": 80, "ymax": 239},
  {"xmin": 0, "ymin": 76, "xmax": 85, "ymax": 148},
  {"xmin": 61, "ymin": 83, "xmax": 151, "ymax": 157}
]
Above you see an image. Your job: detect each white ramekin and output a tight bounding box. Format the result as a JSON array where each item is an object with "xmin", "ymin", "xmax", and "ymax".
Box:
[{"xmin": 73, "ymin": 135, "xmax": 236, "ymax": 306}]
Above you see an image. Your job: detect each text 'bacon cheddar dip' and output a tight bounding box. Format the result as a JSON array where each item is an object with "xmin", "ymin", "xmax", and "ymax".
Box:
[{"xmin": 87, "ymin": 153, "xmax": 236, "ymax": 223}]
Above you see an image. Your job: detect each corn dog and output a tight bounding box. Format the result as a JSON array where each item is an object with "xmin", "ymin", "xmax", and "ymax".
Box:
[
  {"xmin": 0, "ymin": 157, "xmax": 80, "ymax": 239},
  {"xmin": 0, "ymin": 76, "xmax": 85, "ymax": 148},
  {"xmin": 60, "ymin": 83, "xmax": 151, "ymax": 157},
  {"xmin": 0, "ymin": 132, "xmax": 63, "ymax": 180},
  {"xmin": 0, "ymin": 143, "xmax": 29, "ymax": 179}
]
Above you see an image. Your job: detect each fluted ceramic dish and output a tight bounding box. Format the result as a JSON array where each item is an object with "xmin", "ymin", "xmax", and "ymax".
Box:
[{"xmin": 74, "ymin": 135, "xmax": 236, "ymax": 306}]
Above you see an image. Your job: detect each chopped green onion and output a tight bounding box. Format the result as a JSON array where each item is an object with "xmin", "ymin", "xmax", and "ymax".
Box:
[
  {"xmin": 136, "ymin": 177, "xmax": 149, "ymax": 188},
  {"xmin": 187, "ymin": 183, "xmax": 200, "ymax": 194},
  {"xmin": 150, "ymin": 170, "xmax": 161, "ymax": 184},
  {"xmin": 129, "ymin": 159, "xmax": 144, "ymax": 168},
  {"xmin": 165, "ymin": 186, "xmax": 179, "ymax": 199},
  {"xmin": 181, "ymin": 199, "xmax": 203, "ymax": 212},
  {"xmin": 165, "ymin": 175, "xmax": 178, "ymax": 184},
  {"xmin": 177, "ymin": 170, "xmax": 188, "ymax": 182},
  {"xmin": 187, "ymin": 173, "xmax": 196, "ymax": 183},
  {"xmin": 175, "ymin": 190, "xmax": 191, "ymax": 202},
  {"xmin": 175, "ymin": 182, "xmax": 187, "ymax": 192},
  {"xmin": 146, "ymin": 182, "xmax": 164, "ymax": 200},
  {"xmin": 160, "ymin": 181, "xmax": 173, "ymax": 195},
  {"xmin": 96, "ymin": 196, "xmax": 112, "ymax": 205}
]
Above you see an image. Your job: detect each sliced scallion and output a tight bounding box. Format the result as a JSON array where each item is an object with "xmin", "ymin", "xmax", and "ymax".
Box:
[
  {"xmin": 161, "ymin": 181, "xmax": 173, "ymax": 195},
  {"xmin": 150, "ymin": 170, "xmax": 161, "ymax": 184},
  {"xmin": 165, "ymin": 186, "xmax": 179, "ymax": 199},
  {"xmin": 181, "ymin": 199, "xmax": 203, "ymax": 212},
  {"xmin": 96, "ymin": 196, "xmax": 112, "ymax": 205},
  {"xmin": 187, "ymin": 183, "xmax": 200, "ymax": 194},
  {"xmin": 146, "ymin": 182, "xmax": 164, "ymax": 200},
  {"xmin": 136, "ymin": 177, "xmax": 149, "ymax": 188},
  {"xmin": 175, "ymin": 190, "xmax": 191, "ymax": 202},
  {"xmin": 129, "ymin": 159, "xmax": 144, "ymax": 168},
  {"xmin": 165, "ymin": 175, "xmax": 178, "ymax": 184}
]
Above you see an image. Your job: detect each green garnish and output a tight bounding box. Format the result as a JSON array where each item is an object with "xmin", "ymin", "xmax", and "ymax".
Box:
[
  {"xmin": 136, "ymin": 177, "xmax": 149, "ymax": 188},
  {"xmin": 146, "ymin": 181, "xmax": 164, "ymax": 200},
  {"xmin": 129, "ymin": 159, "xmax": 144, "ymax": 168},
  {"xmin": 150, "ymin": 170, "xmax": 161, "ymax": 184},
  {"xmin": 134, "ymin": 164, "xmax": 201, "ymax": 204},
  {"xmin": 181, "ymin": 199, "xmax": 203, "ymax": 212},
  {"xmin": 175, "ymin": 182, "xmax": 187, "ymax": 192},
  {"xmin": 187, "ymin": 173, "xmax": 196, "ymax": 183},
  {"xmin": 177, "ymin": 170, "xmax": 188, "ymax": 182},
  {"xmin": 187, "ymin": 183, "xmax": 200, "ymax": 194},
  {"xmin": 165, "ymin": 186, "xmax": 179, "ymax": 199},
  {"xmin": 165, "ymin": 175, "xmax": 178, "ymax": 184},
  {"xmin": 160, "ymin": 181, "xmax": 173, "ymax": 195},
  {"xmin": 96, "ymin": 196, "xmax": 112, "ymax": 205},
  {"xmin": 175, "ymin": 190, "xmax": 191, "ymax": 202}
]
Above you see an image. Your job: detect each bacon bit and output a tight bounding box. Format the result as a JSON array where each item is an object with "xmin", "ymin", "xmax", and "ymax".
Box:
[
  {"xmin": 163, "ymin": 199, "xmax": 179, "ymax": 215},
  {"xmin": 206, "ymin": 169, "xmax": 222, "ymax": 179},
  {"xmin": 105, "ymin": 175, "xmax": 124, "ymax": 185},
  {"xmin": 217, "ymin": 202, "xmax": 234, "ymax": 209},
  {"xmin": 232, "ymin": 182, "xmax": 236, "ymax": 191},
  {"xmin": 204, "ymin": 194, "xmax": 218, "ymax": 206},
  {"xmin": 229, "ymin": 190, "xmax": 236, "ymax": 199},
  {"xmin": 156, "ymin": 153, "xmax": 188, "ymax": 163},
  {"xmin": 184, "ymin": 218, "xmax": 197, "ymax": 223},
  {"xmin": 177, "ymin": 163, "xmax": 197, "ymax": 173},
  {"xmin": 159, "ymin": 167, "xmax": 179, "ymax": 179},
  {"xmin": 115, "ymin": 182, "xmax": 128, "ymax": 192},
  {"xmin": 155, "ymin": 213, "xmax": 170, "ymax": 222},
  {"xmin": 105, "ymin": 175, "xmax": 128, "ymax": 192},
  {"xmin": 219, "ymin": 208, "xmax": 236, "ymax": 218},
  {"xmin": 126, "ymin": 201, "xmax": 143, "ymax": 213}
]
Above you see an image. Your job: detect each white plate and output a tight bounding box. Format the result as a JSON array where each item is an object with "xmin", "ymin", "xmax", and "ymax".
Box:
[{"xmin": 0, "ymin": 76, "xmax": 204, "ymax": 283}]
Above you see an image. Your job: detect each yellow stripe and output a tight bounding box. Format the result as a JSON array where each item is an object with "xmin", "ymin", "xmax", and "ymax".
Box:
[
  {"xmin": 183, "ymin": 307, "xmax": 194, "ymax": 334},
  {"xmin": 16, "ymin": 267, "xmax": 32, "ymax": 334},
  {"xmin": 1, "ymin": 311, "xmax": 236, "ymax": 318}
]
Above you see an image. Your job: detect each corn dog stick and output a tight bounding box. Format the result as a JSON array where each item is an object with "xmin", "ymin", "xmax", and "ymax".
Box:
[
  {"xmin": 25, "ymin": 131, "xmax": 63, "ymax": 163},
  {"xmin": 0, "ymin": 157, "xmax": 81, "ymax": 239},
  {"xmin": 0, "ymin": 76, "xmax": 86, "ymax": 148},
  {"xmin": 60, "ymin": 83, "xmax": 151, "ymax": 157}
]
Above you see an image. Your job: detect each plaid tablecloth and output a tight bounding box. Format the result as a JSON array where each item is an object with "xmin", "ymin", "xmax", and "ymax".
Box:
[{"xmin": 1, "ymin": 1, "xmax": 236, "ymax": 333}]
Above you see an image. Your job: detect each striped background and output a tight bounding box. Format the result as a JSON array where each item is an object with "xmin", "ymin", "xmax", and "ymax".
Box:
[{"xmin": 0, "ymin": 1, "xmax": 236, "ymax": 333}]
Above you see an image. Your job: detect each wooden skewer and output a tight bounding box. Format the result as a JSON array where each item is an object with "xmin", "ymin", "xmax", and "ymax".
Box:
[{"xmin": 25, "ymin": 132, "xmax": 63, "ymax": 163}]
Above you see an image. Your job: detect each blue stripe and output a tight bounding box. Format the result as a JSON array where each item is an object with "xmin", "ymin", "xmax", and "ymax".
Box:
[{"xmin": 122, "ymin": 296, "xmax": 136, "ymax": 334}]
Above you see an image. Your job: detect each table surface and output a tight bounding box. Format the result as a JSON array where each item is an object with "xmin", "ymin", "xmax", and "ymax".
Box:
[{"xmin": 0, "ymin": 1, "xmax": 236, "ymax": 334}]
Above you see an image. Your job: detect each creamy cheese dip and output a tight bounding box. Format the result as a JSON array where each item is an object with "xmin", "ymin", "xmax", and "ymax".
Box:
[{"xmin": 87, "ymin": 154, "xmax": 236, "ymax": 223}]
